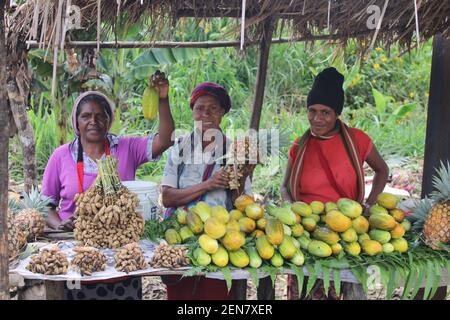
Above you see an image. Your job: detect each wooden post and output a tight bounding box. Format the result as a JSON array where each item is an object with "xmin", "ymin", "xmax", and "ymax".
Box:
[
  {"xmin": 251, "ymin": 17, "xmax": 276, "ymax": 300},
  {"xmin": 418, "ymin": 34, "xmax": 449, "ymax": 300},
  {"xmin": 422, "ymin": 34, "xmax": 450, "ymax": 197},
  {"xmin": 249, "ymin": 17, "xmax": 275, "ymax": 131},
  {"xmin": 0, "ymin": 0, "xmax": 10, "ymax": 300}
]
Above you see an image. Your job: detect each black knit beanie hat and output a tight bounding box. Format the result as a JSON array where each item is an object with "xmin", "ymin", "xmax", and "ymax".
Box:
[{"xmin": 307, "ymin": 67, "xmax": 345, "ymax": 115}]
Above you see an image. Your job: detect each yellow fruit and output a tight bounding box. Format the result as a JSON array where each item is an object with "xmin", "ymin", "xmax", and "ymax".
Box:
[
  {"xmin": 256, "ymin": 236, "xmax": 275, "ymax": 260},
  {"xmin": 382, "ymin": 243, "xmax": 395, "ymax": 253},
  {"xmin": 228, "ymin": 249, "xmax": 250, "ymax": 268},
  {"xmin": 298, "ymin": 235, "xmax": 311, "ymax": 250},
  {"xmin": 331, "ymin": 243, "xmax": 343, "ymax": 255},
  {"xmin": 358, "ymin": 233, "xmax": 371, "ymax": 244},
  {"xmin": 179, "ymin": 226, "xmax": 195, "ymax": 242},
  {"xmin": 251, "ymin": 229, "xmax": 265, "ymax": 238},
  {"xmin": 212, "ymin": 246, "xmax": 229, "ymax": 267},
  {"xmin": 307, "ymin": 240, "xmax": 332, "ymax": 257},
  {"xmin": 352, "ymin": 216, "xmax": 370, "ymax": 234},
  {"xmin": 310, "ymin": 201, "xmax": 325, "ymax": 215},
  {"xmin": 227, "ymin": 219, "xmax": 240, "ymax": 232},
  {"xmin": 369, "ymin": 229, "xmax": 391, "ymax": 244},
  {"xmin": 142, "ymin": 86, "xmax": 159, "ymax": 120},
  {"xmin": 229, "ymin": 210, "xmax": 243, "ymax": 221},
  {"xmin": 267, "ymin": 206, "xmax": 297, "ymax": 225},
  {"xmin": 234, "ymin": 194, "xmax": 254, "ymax": 211},
  {"xmin": 193, "ymin": 248, "xmax": 211, "ymax": 266},
  {"xmin": 176, "ymin": 209, "xmax": 188, "ymax": 225},
  {"xmin": 369, "ymin": 204, "xmax": 389, "ymax": 215},
  {"xmin": 325, "ymin": 202, "xmax": 338, "ymax": 213},
  {"xmin": 291, "ymin": 202, "xmax": 312, "ymax": 217},
  {"xmin": 270, "ymin": 252, "xmax": 284, "ymax": 268},
  {"xmin": 294, "ymin": 213, "xmax": 302, "ymax": 224},
  {"xmin": 312, "ymin": 227, "xmax": 340, "ymax": 245},
  {"xmin": 283, "ymin": 224, "xmax": 292, "ymax": 236},
  {"xmin": 246, "ymin": 247, "xmax": 263, "ymax": 268},
  {"xmin": 302, "ymin": 217, "xmax": 317, "ymax": 232},
  {"xmin": 400, "ymin": 220, "xmax": 411, "ymax": 232},
  {"xmin": 391, "ymin": 238, "xmax": 409, "ymax": 253},
  {"xmin": 199, "ymin": 234, "xmax": 219, "ymax": 254},
  {"xmin": 292, "ymin": 237, "xmax": 301, "ymax": 249},
  {"xmin": 265, "ymin": 218, "xmax": 284, "ymax": 245},
  {"xmin": 320, "ymin": 215, "xmax": 327, "ymax": 223},
  {"xmin": 291, "ymin": 224, "xmax": 304, "ymax": 237},
  {"xmin": 390, "ymin": 209, "xmax": 405, "ymax": 222},
  {"xmin": 390, "ymin": 223, "xmax": 406, "ymax": 239},
  {"xmin": 340, "ymin": 228, "xmax": 358, "ymax": 243},
  {"xmin": 164, "ymin": 229, "xmax": 181, "ymax": 245},
  {"xmin": 290, "ymin": 249, "xmax": 305, "ymax": 266},
  {"xmin": 211, "ymin": 206, "xmax": 230, "ymax": 224},
  {"xmin": 204, "ymin": 217, "xmax": 227, "ymax": 239},
  {"xmin": 310, "ymin": 214, "xmax": 321, "ymax": 223},
  {"xmin": 222, "ymin": 230, "xmax": 245, "ymax": 251},
  {"xmin": 344, "ymin": 242, "xmax": 361, "ymax": 256},
  {"xmin": 362, "ymin": 240, "xmax": 383, "ymax": 256},
  {"xmin": 325, "ymin": 210, "xmax": 352, "ymax": 232},
  {"xmin": 245, "ymin": 203, "xmax": 264, "ymax": 220},
  {"xmin": 192, "ymin": 201, "xmax": 212, "ymax": 222},
  {"xmin": 279, "ymin": 236, "xmax": 297, "ymax": 259},
  {"xmin": 377, "ymin": 193, "xmax": 399, "ymax": 209},
  {"xmin": 239, "ymin": 217, "xmax": 256, "ymax": 233},
  {"xmin": 337, "ymin": 198, "xmax": 363, "ymax": 218},
  {"xmin": 256, "ymin": 218, "xmax": 267, "ymax": 231},
  {"xmin": 369, "ymin": 213, "xmax": 397, "ymax": 231},
  {"xmin": 186, "ymin": 211, "xmax": 204, "ymax": 234}
]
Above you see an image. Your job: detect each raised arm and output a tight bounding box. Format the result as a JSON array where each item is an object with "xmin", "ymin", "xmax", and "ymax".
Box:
[{"xmin": 150, "ymin": 71, "xmax": 175, "ymax": 157}]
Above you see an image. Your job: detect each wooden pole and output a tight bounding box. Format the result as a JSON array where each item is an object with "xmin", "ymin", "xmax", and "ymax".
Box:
[
  {"xmin": 422, "ymin": 34, "xmax": 450, "ymax": 197},
  {"xmin": 252, "ymin": 17, "xmax": 276, "ymax": 300},
  {"xmin": 0, "ymin": 0, "xmax": 10, "ymax": 301},
  {"xmin": 418, "ymin": 34, "xmax": 450, "ymax": 300},
  {"xmin": 24, "ymin": 30, "xmax": 372, "ymax": 49},
  {"xmin": 249, "ymin": 17, "xmax": 275, "ymax": 131}
]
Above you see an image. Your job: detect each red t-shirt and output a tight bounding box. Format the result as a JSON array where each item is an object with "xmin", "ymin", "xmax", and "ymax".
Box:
[{"xmin": 288, "ymin": 128, "xmax": 373, "ymax": 204}]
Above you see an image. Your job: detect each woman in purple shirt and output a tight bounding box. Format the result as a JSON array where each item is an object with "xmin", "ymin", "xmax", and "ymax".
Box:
[
  {"xmin": 43, "ymin": 71, "xmax": 174, "ymax": 231},
  {"xmin": 40, "ymin": 72, "xmax": 174, "ymax": 300}
]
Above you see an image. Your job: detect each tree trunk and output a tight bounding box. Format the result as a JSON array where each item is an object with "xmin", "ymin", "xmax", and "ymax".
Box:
[
  {"xmin": 0, "ymin": 0, "xmax": 11, "ymax": 300},
  {"xmin": 7, "ymin": 78, "xmax": 37, "ymax": 192}
]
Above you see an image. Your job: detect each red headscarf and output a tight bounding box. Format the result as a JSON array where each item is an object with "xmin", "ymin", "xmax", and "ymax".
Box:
[{"xmin": 190, "ymin": 82, "xmax": 232, "ymax": 113}]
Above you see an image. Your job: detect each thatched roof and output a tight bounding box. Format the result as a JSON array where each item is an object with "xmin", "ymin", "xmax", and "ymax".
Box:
[{"xmin": 9, "ymin": 0, "xmax": 450, "ymax": 51}]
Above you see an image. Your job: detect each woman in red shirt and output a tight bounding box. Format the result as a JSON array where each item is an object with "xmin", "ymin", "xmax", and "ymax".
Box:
[{"xmin": 280, "ymin": 67, "xmax": 389, "ymax": 300}]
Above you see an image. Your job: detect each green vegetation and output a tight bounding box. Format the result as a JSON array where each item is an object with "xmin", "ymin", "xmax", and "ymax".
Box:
[{"xmin": 9, "ymin": 19, "xmax": 432, "ymax": 201}]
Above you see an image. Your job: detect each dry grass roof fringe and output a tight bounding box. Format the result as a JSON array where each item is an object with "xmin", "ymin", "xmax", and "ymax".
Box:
[{"xmin": 6, "ymin": 0, "xmax": 450, "ymax": 54}]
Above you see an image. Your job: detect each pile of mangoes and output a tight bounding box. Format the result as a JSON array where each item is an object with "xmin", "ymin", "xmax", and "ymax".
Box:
[
  {"xmin": 163, "ymin": 192, "xmax": 411, "ymax": 269},
  {"xmin": 164, "ymin": 195, "xmax": 304, "ymax": 269},
  {"xmin": 286, "ymin": 193, "xmax": 411, "ymax": 258}
]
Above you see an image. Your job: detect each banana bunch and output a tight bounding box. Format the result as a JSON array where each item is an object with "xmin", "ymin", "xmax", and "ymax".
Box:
[{"xmin": 142, "ymin": 85, "xmax": 159, "ymax": 120}]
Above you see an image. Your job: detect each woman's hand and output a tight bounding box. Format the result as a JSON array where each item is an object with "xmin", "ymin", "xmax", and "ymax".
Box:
[
  {"xmin": 151, "ymin": 70, "xmax": 169, "ymax": 99},
  {"xmin": 206, "ymin": 169, "xmax": 230, "ymax": 191}
]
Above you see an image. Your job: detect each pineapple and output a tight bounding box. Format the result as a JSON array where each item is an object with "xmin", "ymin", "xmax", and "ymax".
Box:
[
  {"xmin": 7, "ymin": 208, "xmax": 27, "ymax": 261},
  {"xmin": 410, "ymin": 162, "xmax": 450, "ymax": 250},
  {"xmin": 14, "ymin": 187, "xmax": 52, "ymax": 241}
]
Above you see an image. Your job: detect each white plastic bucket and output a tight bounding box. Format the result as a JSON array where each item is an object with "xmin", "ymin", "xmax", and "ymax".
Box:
[{"xmin": 122, "ymin": 181, "xmax": 160, "ymax": 220}]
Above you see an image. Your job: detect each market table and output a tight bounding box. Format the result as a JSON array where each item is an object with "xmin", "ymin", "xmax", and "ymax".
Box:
[{"xmin": 9, "ymin": 239, "xmax": 449, "ymax": 300}]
